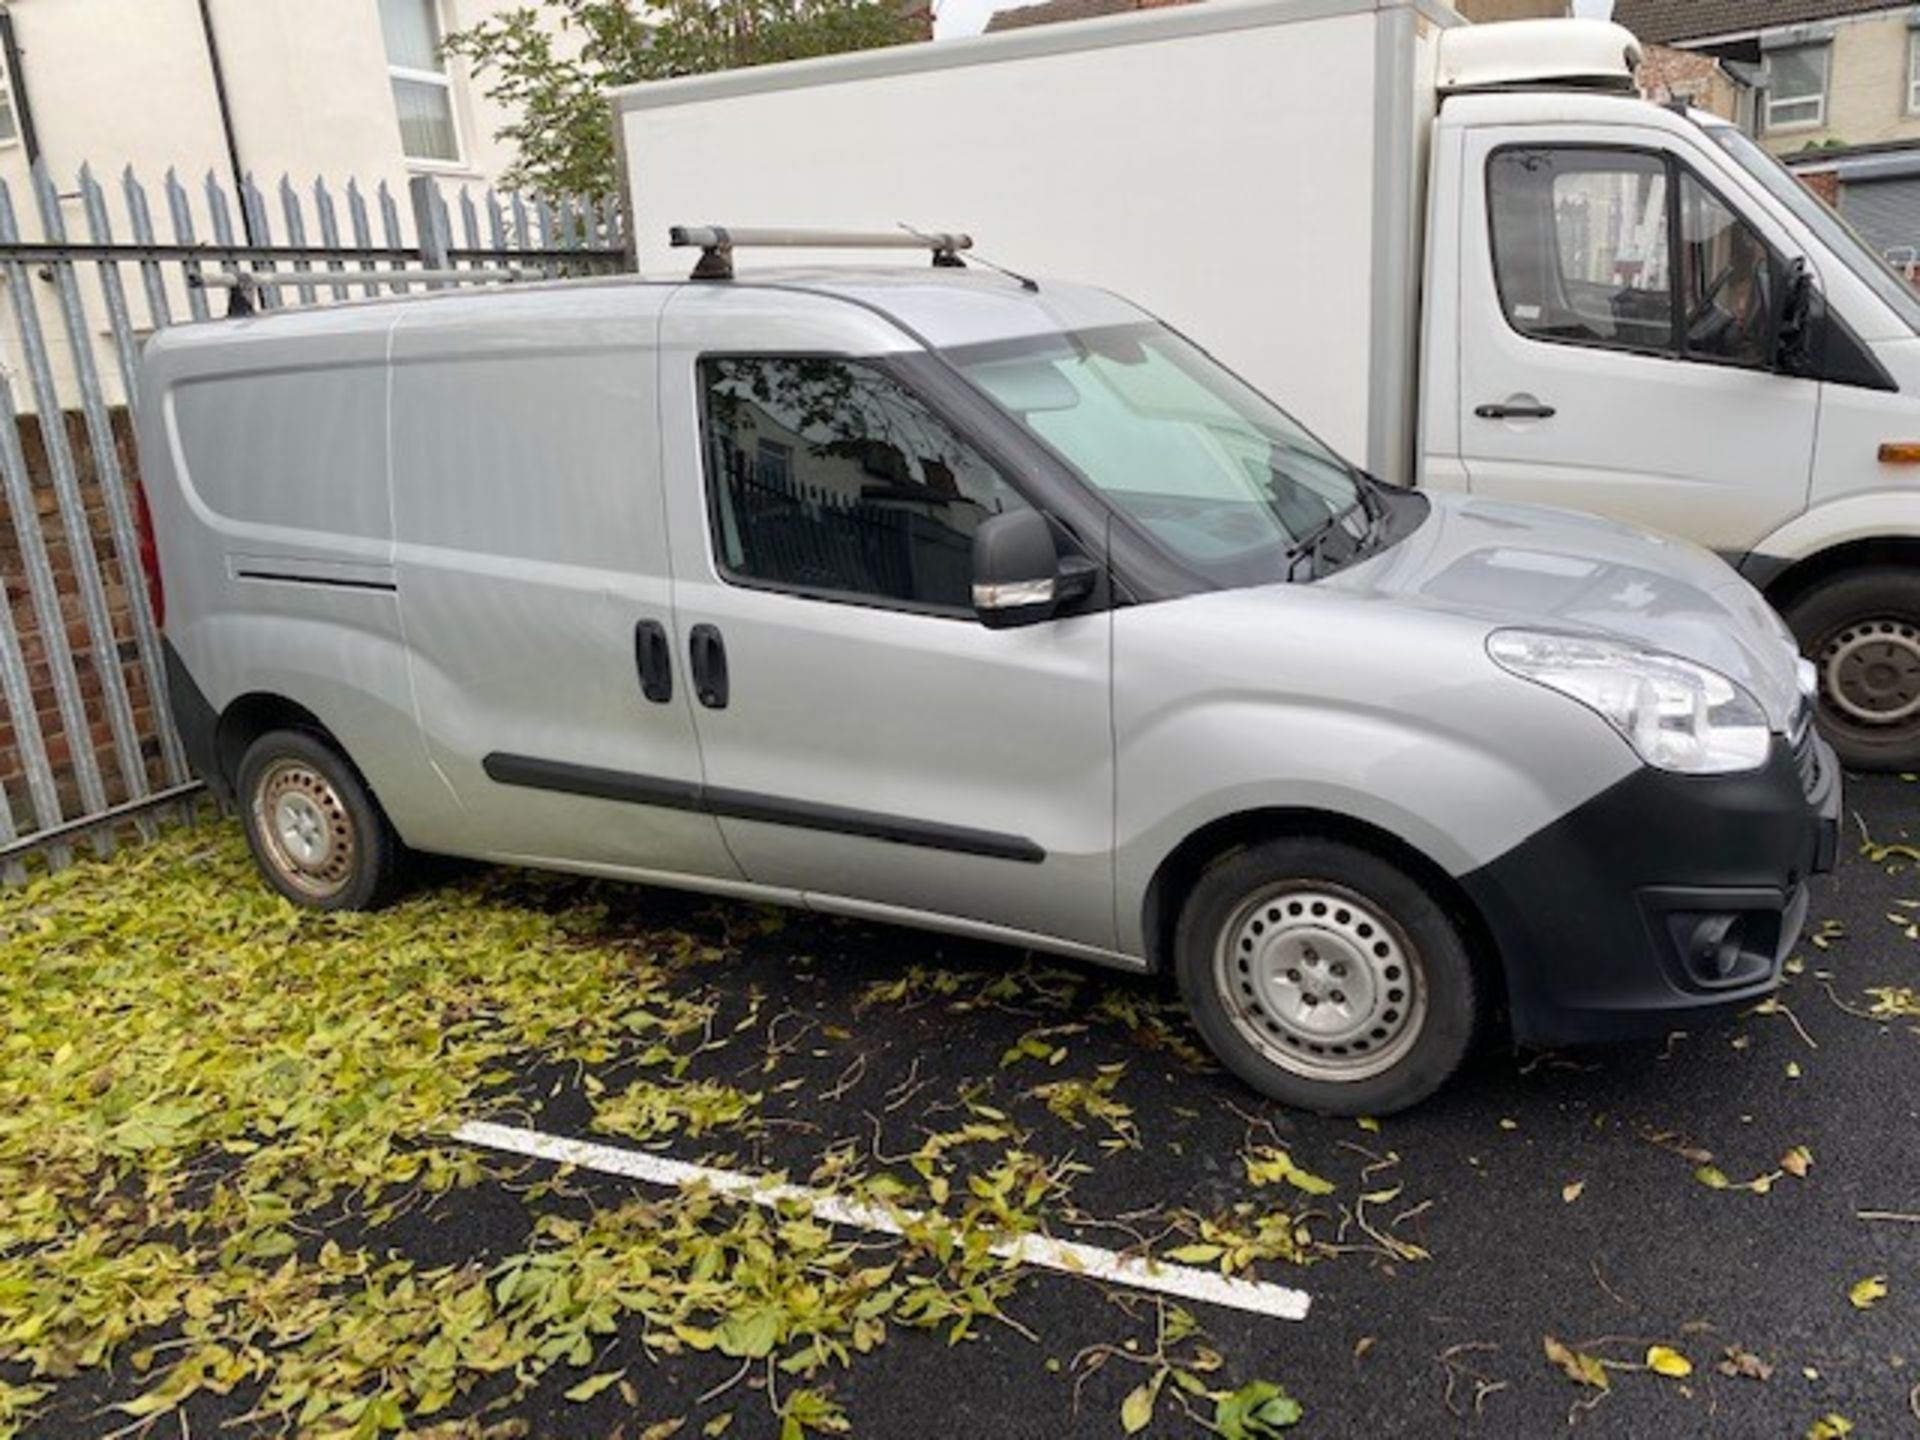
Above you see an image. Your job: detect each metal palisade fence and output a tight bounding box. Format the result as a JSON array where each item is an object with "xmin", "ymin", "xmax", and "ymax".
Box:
[{"xmin": 0, "ymin": 161, "xmax": 627, "ymax": 882}]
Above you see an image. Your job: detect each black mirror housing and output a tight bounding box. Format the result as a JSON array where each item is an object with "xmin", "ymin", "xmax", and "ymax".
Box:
[
  {"xmin": 1771, "ymin": 256, "xmax": 1815, "ymax": 374},
  {"xmin": 971, "ymin": 508, "xmax": 1093, "ymax": 629}
]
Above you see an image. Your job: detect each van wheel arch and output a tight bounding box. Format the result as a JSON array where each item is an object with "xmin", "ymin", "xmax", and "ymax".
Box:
[
  {"xmin": 1143, "ymin": 808, "xmax": 1505, "ymax": 1023},
  {"xmin": 1761, "ymin": 535, "xmax": 1920, "ymax": 611},
  {"xmin": 214, "ymin": 693, "xmax": 335, "ymax": 795}
]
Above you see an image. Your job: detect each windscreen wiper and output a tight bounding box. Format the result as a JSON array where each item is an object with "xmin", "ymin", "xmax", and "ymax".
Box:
[{"xmin": 1284, "ymin": 505, "xmax": 1363, "ymax": 582}]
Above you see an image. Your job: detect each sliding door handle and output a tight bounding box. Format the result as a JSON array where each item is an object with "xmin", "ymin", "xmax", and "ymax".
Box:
[
  {"xmin": 634, "ymin": 619, "xmax": 672, "ymax": 704},
  {"xmin": 1474, "ymin": 401, "xmax": 1557, "ymax": 420},
  {"xmin": 689, "ymin": 623, "xmax": 728, "ymax": 710}
]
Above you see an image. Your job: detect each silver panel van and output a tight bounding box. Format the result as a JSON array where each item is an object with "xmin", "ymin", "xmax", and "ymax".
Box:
[{"xmin": 135, "ymin": 252, "xmax": 1839, "ymax": 1113}]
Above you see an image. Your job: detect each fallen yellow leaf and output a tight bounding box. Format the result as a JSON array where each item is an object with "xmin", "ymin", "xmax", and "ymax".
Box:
[
  {"xmin": 1847, "ymin": 1276, "xmax": 1888, "ymax": 1310},
  {"xmin": 1807, "ymin": 1414, "xmax": 1854, "ymax": 1439},
  {"xmin": 1544, "ymin": 1335, "xmax": 1609, "ymax": 1391},
  {"xmin": 1645, "ymin": 1345, "xmax": 1692, "ymax": 1379},
  {"xmin": 1562, "ymin": 1180, "xmax": 1585, "ymax": 1203},
  {"xmin": 1780, "ymin": 1146, "xmax": 1812, "ymax": 1178}
]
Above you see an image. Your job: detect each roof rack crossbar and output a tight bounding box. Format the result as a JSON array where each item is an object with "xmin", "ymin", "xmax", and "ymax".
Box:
[{"xmin": 668, "ymin": 225, "xmax": 972, "ymax": 281}]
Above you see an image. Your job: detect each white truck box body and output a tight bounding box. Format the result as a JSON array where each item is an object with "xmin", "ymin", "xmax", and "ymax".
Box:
[{"xmin": 617, "ymin": 0, "xmax": 1451, "ymax": 477}]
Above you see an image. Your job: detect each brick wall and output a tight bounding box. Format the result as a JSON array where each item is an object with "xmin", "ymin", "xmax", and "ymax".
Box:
[{"xmin": 0, "ymin": 409, "xmax": 168, "ymax": 835}]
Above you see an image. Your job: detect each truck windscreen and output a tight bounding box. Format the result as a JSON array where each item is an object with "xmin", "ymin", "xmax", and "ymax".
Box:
[
  {"xmin": 1707, "ymin": 124, "xmax": 1920, "ymax": 336},
  {"xmin": 948, "ymin": 322, "xmax": 1373, "ymax": 587}
]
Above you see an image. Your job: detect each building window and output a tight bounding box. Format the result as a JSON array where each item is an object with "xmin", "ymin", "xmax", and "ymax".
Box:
[
  {"xmin": 1764, "ymin": 43, "xmax": 1828, "ymax": 131},
  {"xmin": 380, "ymin": 0, "xmax": 460, "ymax": 164},
  {"xmin": 1909, "ymin": 29, "xmax": 1920, "ymax": 114}
]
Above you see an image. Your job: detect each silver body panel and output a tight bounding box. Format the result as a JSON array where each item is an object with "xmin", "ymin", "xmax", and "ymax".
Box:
[{"xmin": 137, "ymin": 270, "xmax": 1801, "ymax": 970}]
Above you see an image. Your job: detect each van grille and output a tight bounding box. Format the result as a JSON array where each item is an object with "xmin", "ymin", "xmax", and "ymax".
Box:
[{"xmin": 1790, "ymin": 702, "xmax": 1821, "ymax": 800}]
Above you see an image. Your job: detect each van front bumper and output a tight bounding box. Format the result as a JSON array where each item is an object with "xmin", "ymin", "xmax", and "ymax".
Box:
[{"xmin": 1458, "ymin": 731, "xmax": 1841, "ymax": 1047}]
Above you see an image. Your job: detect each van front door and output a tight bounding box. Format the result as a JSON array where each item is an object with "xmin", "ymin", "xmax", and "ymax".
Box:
[
  {"xmin": 1453, "ymin": 129, "xmax": 1817, "ymax": 554},
  {"xmin": 655, "ymin": 299, "xmax": 1119, "ymax": 958},
  {"xmin": 389, "ymin": 296, "xmax": 739, "ymax": 882}
]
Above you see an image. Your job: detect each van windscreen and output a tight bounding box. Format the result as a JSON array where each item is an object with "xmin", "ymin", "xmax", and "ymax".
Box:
[{"xmin": 948, "ymin": 322, "xmax": 1377, "ymax": 587}]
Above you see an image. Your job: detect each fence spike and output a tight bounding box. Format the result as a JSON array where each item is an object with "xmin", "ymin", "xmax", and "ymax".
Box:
[
  {"xmin": 278, "ymin": 172, "xmax": 317, "ymax": 305},
  {"xmin": 311, "ymin": 175, "xmax": 351, "ymax": 302},
  {"xmin": 486, "ymin": 187, "xmax": 507, "ymax": 252},
  {"xmin": 122, "ymin": 165, "xmax": 173, "ymax": 330},
  {"xmin": 345, "ymin": 177, "xmax": 380, "ymax": 298},
  {"xmin": 459, "ymin": 184, "xmax": 481, "ymax": 267},
  {"xmin": 377, "ymin": 179, "xmax": 408, "ymax": 294}
]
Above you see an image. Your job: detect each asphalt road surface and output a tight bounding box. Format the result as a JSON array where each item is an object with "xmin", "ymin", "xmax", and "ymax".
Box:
[{"xmin": 17, "ymin": 772, "xmax": 1920, "ymax": 1438}]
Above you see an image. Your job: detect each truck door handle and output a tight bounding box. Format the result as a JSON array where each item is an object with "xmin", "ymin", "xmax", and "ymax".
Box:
[
  {"xmin": 688, "ymin": 624, "xmax": 728, "ymax": 710},
  {"xmin": 1474, "ymin": 401, "xmax": 1557, "ymax": 420},
  {"xmin": 634, "ymin": 619, "xmax": 672, "ymax": 704}
]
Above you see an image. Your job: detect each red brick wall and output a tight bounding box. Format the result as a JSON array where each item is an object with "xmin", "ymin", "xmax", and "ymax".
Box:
[
  {"xmin": 0, "ymin": 409, "xmax": 168, "ymax": 835},
  {"xmin": 1799, "ymin": 169, "xmax": 1842, "ymax": 207}
]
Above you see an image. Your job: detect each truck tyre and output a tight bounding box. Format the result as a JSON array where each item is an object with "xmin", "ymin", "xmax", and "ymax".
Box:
[
  {"xmin": 1782, "ymin": 568, "xmax": 1920, "ymax": 772},
  {"xmin": 1174, "ymin": 838, "xmax": 1478, "ymax": 1115},
  {"xmin": 236, "ymin": 729, "xmax": 407, "ymax": 911}
]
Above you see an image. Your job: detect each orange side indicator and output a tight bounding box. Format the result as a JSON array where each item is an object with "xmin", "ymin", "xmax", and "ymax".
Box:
[{"xmin": 1879, "ymin": 442, "xmax": 1920, "ymax": 464}]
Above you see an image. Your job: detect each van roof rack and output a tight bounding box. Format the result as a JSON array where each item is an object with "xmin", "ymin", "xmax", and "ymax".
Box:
[{"xmin": 669, "ymin": 225, "xmax": 972, "ymax": 281}]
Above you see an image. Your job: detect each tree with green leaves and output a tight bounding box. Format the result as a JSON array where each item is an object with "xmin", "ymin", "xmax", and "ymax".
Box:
[{"xmin": 444, "ymin": 0, "xmax": 925, "ymax": 198}]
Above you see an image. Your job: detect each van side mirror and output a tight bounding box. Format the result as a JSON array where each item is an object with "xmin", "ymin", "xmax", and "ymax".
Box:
[
  {"xmin": 1771, "ymin": 256, "xmax": 1815, "ymax": 374},
  {"xmin": 971, "ymin": 508, "xmax": 1097, "ymax": 629}
]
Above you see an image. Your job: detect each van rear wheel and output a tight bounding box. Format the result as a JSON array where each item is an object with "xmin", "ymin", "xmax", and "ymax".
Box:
[
  {"xmin": 237, "ymin": 729, "xmax": 405, "ymax": 911},
  {"xmin": 1174, "ymin": 838, "xmax": 1478, "ymax": 1115},
  {"xmin": 1782, "ymin": 567, "xmax": 1920, "ymax": 772}
]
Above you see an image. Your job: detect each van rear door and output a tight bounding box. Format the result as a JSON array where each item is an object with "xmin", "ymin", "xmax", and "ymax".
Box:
[
  {"xmin": 1444, "ymin": 119, "xmax": 1817, "ymax": 552},
  {"xmin": 388, "ymin": 292, "xmax": 739, "ymax": 882}
]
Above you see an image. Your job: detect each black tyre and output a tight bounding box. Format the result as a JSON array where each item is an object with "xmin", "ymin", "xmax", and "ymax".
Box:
[
  {"xmin": 236, "ymin": 729, "xmax": 407, "ymax": 911},
  {"xmin": 1782, "ymin": 567, "xmax": 1920, "ymax": 772},
  {"xmin": 1174, "ymin": 838, "xmax": 1479, "ymax": 1116}
]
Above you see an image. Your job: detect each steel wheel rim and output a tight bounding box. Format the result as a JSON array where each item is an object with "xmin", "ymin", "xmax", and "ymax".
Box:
[
  {"xmin": 1213, "ymin": 883, "xmax": 1428, "ymax": 1083},
  {"xmin": 252, "ymin": 759, "xmax": 355, "ymax": 900},
  {"xmin": 1819, "ymin": 618, "xmax": 1920, "ymax": 726}
]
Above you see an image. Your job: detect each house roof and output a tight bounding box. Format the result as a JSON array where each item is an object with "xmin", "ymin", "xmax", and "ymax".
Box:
[{"xmin": 1610, "ymin": 0, "xmax": 1900, "ymax": 45}]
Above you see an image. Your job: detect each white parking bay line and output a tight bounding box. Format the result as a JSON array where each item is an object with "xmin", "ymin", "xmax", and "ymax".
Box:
[{"xmin": 453, "ymin": 1120, "xmax": 1312, "ymax": 1322}]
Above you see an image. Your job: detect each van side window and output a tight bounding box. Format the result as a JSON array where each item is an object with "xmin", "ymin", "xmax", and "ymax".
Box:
[
  {"xmin": 699, "ymin": 357, "xmax": 1028, "ymax": 611},
  {"xmin": 1488, "ymin": 148, "xmax": 1673, "ymax": 353}
]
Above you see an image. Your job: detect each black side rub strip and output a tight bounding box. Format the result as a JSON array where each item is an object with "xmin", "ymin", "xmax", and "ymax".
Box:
[
  {"xmin": 234, "ymin": 569, "xmax": 398, "ymax": 593},
  {"xmin": 481, "ymin": 752, "xmax": 1045, "ymax": 864}
]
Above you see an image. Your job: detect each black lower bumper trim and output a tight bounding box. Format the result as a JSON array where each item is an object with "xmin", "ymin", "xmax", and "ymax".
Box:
[{"xmin": 1460, "ymin": 733, "xmax": 1840, "ymax": 1047}]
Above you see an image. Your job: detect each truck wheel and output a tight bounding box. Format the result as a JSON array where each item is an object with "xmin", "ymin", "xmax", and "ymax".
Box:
[
  {"xmin": 1174, "ymin": 838, "xmax": 1478, "ymax": 1116},
  {"xmin": 237, "ymin": 729, "xmax": 406, "ymax": 911},
  {"xmin": 1782, "ymin": 568, "xmax": 1920, "ymax": 772}
]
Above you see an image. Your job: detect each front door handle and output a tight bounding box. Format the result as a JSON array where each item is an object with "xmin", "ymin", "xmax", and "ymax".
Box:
[
  {"xmin": 1474, "ymin": 401, "xmax": 1557, "ymax": 420},
  {"xmin": 634, "ymin": 619, "xmax": 672, "ymax": 704},
  {"xmin": 688, "ymin": 623, "xmax": 728, "ymax": 710}
]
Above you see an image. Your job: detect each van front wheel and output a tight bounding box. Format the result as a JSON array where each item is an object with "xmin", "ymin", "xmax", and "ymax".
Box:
[
  {"xmin": 237, "ymin": 729, "xmax": 405, "ymax": 911},
  {"xmin": 1175, "ymin": 838, "xmax": 1478, "ymax": 1115},
  {"xmin": 1782, "ymin": 567, "xmax": 1920, "ymax": 772}
]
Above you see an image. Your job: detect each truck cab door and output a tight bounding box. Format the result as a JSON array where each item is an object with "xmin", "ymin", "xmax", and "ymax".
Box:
[{"xmin": 1448, "ymin": 124, "xmax": 1817, "ymax": 554}]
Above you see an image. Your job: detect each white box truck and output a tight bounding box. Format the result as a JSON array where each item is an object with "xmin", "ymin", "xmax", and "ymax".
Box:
[{"xmin": 615, "ymin": 0, "xmax": 1920, "ymax": 769}]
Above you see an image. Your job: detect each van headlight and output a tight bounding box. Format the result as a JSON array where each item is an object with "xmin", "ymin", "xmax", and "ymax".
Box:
[{"xmin": 1487, "ymin": 630, "xmax": 1772, "ymax": 775}]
